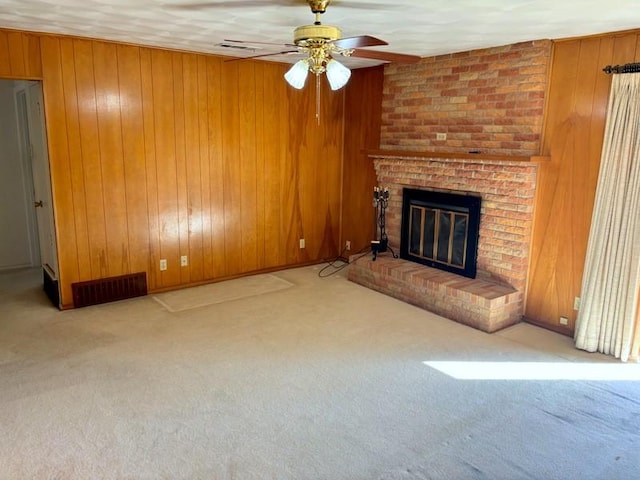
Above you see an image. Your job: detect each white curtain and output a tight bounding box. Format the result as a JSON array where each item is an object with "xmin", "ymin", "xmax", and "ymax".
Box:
[{"xmin": 574, "ymin": 73, "xmax": 640, "ymax": 362}]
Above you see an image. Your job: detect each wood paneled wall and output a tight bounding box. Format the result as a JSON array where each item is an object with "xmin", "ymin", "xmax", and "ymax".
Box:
[
  {"xmin": 0, "ymin": 29, "xmax": 42, "ymax": 79},
  {"xmin": 525, "ymin": 30, "xmax": 640, "ymax": 333},
  {"xmin": 341, "ymin": 66, "xmax": 384, "ymax": 254},
  {"xmin": 21, "ymin": 32, "xmax": 356, "ymax": 308}
]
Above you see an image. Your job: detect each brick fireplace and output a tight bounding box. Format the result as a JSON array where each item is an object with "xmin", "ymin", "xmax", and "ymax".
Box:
[
  {"xmin": 348, "ymin": 151, "xmax": 543, "ymax": 332},
  {"xmin": 347, "ymin": 40, "xmax": 550, "ymax": 332}
]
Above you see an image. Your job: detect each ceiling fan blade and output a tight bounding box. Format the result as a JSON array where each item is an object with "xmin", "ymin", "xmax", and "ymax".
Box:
[
  {"xmin": 333, "ymin": 35, "xmax": 388, "ymax": 49},
  {"xmin": 224, "ymin": 39, "xmax": 297, "ymax": 48},
  {"xmin": 168, "ymin": 1, "xmax": 298, "ymax": 9},
  {"xmin": 224, "ymin": 50, "xmax": 301, "ymax": 62},
  {"xmin": 170, "ymin": 1, "xmax": 396, "ymax": 10},
  {"xmin": 350, "ymin": 49, "xmax": 422, "ymax": 64},
  {"xmin": 334, "ymin": 1, "xmax": 403, "ymax": 8}
]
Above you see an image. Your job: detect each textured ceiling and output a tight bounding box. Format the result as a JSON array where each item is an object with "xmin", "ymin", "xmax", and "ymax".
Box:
[{"xmin": 1, "ymin": 0, "xmax": 640, "ymax": 69}]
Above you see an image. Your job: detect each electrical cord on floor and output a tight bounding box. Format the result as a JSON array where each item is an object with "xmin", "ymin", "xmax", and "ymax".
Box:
[{"xmin": 317, "ymin": 244, "xmax": 372, "ymax": 278}]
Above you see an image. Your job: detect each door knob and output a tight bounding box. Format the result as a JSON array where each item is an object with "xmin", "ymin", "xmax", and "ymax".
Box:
[{"xmin": 34, "ymin": 200, "xmax": 43, "ymax": 208}]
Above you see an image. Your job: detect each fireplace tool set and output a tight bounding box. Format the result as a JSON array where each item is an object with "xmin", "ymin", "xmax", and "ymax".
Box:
[{"xmin": 372, "ymin": 186, "xmax": 398, "ymax": 261}]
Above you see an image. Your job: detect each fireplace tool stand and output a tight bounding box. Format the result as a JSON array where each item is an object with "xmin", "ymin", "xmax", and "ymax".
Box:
[{"xmin": 372, "ymin": 187, "xmax": 398, "ymax": 261}]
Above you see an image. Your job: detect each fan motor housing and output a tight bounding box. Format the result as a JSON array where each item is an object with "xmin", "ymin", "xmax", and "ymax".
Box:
[{"xmin": 293, "ymin": 24, "xmax": 342, "ymax": 44}]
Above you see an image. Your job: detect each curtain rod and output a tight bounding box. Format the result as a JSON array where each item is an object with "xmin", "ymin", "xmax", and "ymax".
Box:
[{"xmin": 602, "ymin": 62, "xmax": 640, "ymax": 74}]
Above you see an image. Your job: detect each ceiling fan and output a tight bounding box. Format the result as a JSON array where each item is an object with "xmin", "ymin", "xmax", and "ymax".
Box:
[{"xmin": 182, "ymin": 0, "xmax": 421, "ymax": 91}]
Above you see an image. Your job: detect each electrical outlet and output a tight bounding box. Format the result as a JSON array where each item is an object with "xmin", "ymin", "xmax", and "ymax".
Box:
[
  {"xmin": 574, "ymin": 296, "xmax": 581, "ymax": 310},
  {"xmin": 345, "ymin": 240, "xmax": 351, "ymax": 251},
  {"xmin": 559, "ymin": 316, "xmax": 569, "ymax": 326},
  {"xmin": 181, "ymin": 255, "xmax": 188, "ymax": 267},
  {"xmin": 159, "ymin": 259, "xmax": 167, "ymax": 271},
  {"xmin": 299, "ymin": 238, "xmax": 305, "ymax": 249},
  {"xmin": 436, "ymin": 132, "xmax": 447, "ymax": 141}
]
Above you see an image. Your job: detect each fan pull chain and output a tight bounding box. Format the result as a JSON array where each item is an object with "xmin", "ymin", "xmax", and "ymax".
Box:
[{"xmin": 316, "ymin": 73, "xmax": 321, "ymax": 125}]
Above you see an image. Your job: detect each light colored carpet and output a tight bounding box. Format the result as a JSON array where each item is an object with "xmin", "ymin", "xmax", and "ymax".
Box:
[
  {"xmin": 0, "ymin": 264, "xmax": 639, "ymax": 479},
  {"xmin": 152, "ymin": 273, "xmax": 294, "ymax": 312}
]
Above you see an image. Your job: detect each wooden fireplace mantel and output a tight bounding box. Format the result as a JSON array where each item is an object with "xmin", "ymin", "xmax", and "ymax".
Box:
[{"xmin": 366, "ymin": 149, "xmax": 550, "ymax": 163}]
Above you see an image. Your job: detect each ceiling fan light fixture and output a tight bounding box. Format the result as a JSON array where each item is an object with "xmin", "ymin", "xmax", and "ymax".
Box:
[
  {"xmin": 284, "ymin": 59, "xmax": 309, "ymax": 89},
  {"xmin": 325, "ymin": 58, "xmax": 351, "ymax": 90}
]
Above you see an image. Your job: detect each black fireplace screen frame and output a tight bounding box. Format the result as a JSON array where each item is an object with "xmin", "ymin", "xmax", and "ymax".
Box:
[{"xmin": 400, "ymin": 188, "xmax": 481, "ymax": 279}]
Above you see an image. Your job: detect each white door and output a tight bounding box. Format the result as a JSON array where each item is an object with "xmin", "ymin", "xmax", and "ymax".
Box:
[{"xmin": 26, "ymin": 82, "xmax": 58, "ymax": 280}]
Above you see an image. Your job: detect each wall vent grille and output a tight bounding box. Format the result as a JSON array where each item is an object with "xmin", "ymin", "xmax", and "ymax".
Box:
[{"xmin": 72, "ymin": 272, "xmax": 147, "ymax": 308}]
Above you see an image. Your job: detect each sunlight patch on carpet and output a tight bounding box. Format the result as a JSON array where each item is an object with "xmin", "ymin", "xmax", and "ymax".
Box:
[
  {"xmin": 153, "ymin": 273, "xmax": 294, "ymax": 312},
  {"xmin": 424, "ymin": 361, "xmax": 640, "ymax": 380}
]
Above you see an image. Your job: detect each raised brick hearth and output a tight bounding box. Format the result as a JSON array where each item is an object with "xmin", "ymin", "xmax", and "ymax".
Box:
[
  {"xmin": 349, "ymin": 255, "xmax": 520, "ymax": 333},
  {"xmin": 347, "ymin": 152, "xmax": 541, "ymax": 332}
]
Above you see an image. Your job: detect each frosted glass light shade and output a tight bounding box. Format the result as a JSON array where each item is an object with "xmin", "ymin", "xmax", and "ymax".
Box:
[
  {"xmin": 284, "ymin": 60, "xmax": 309, "ymax": 89},
  {"xmin": 325, "ymin": 59, "xmax": 351, "ymax": 90}
]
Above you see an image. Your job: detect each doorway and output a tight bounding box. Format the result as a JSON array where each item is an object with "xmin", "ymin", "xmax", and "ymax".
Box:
[{"xmin": 0, "ymin": 79, "xmax": 59, "ymax": 307}]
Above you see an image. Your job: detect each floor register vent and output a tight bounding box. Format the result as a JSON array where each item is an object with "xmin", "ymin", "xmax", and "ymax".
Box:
[{"xmin": 72, "ymin": 272, "xmax": 147, "ymax": 308}]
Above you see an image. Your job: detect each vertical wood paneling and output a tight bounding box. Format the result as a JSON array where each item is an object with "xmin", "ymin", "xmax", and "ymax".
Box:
[
  {"xmin": 151, "ymin": 49, "xmax": 180, "ymax": 287},
  {"xmin": 526, "ymin": 32, "xmax": 640, "ymax": 333},
  {"xmin": 93, "ymin": 41, "xmax": 129, "ymax": 276},
  {"xmin": 221, "ymin": 62, "xmax": 242, "ymax": 276},
  {"xmin": 326, "ymin": 104, "xmax": 343, "ymax": 258},
  {"xmin": 0, "ymin": 32, "xmax": 10, "ymax": 76},
  {"xmin": 278, "ymin": 75, "xmax": 294, "ymax": 267},
  {"xmin": 0, "ymin": 30, "xmax": 42, "ymax": 78},
  {"xmin": 172, "ymin": 53, "xmax": 190, "ymax": 284},
  {"xmin": 262, "ymin": 65, "xmax": 285, "ymax": 269},
  {"xmin": 9, "ymin": 29, "xmax": 349, "ymax": 307},
  {"xmin": 526, "ymin": 40, "xmax": 584, "ymax": 330},
  {"xmin": 283, "ymin": 85, "xmax": 307, "ymax": 265},
  {"xmin": 254, "ymin": 63, "xmax": 267, "ymax": 270},
  {"xmin": 297, "ymin": 84, "xmax": 314, "ymax": 264},
  {"xmin": 117, "ymin": 45, "xmax": 150, "ymax": 278},
  {"xmin": 7, "ymin": 31, "xmax": 27, "ymax": 77},
  {"xmin": 206, "ymin": 57, "xmax": 225, "ymax": 279},
  {"xmin": 239, "ymin": 62, "xmax": 258, "ymax": 272},
  {"xmin": 74, "ymin": 39, "xmax": 109, "ymax": 279},
  {"xmin": 341, "ymin": 67, "xmax": 385, "ymax": 254},
  {"xmin": 315, "ymin": 80, "xmax": 343, "ymax": 261},
  {"xmin": 24, "ymin": 33, "xmax": 42, "ymax": 78},
  {"xmin": 587, "ymin": 37, "xmax": 615, "ymax": 207},
  {"xmin": 40, "ymin": 36, "xmax": 79, "ymax": 307},
  {"xmin": 59, "ymin": 38, "xmax": 91, "ymax": 281},
  {"xmin": 139, "ymin": 48, "xmax": 161, "ymax": 291},
  {"xmin": 198, "ymin": 57, "xmax": 213, "ymax": 279},
  {"xmin": 182, "ymin": 54, "xmax": 204, "ymax": 282}
]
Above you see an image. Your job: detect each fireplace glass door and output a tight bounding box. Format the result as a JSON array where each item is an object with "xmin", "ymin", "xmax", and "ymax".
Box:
[
  {"xmin": 409, "ymin": 206, "xmax": 469, "ymax": 268},
  {"xmin": 401, "ymin": 188, "xmax": 481, "ymax": 278}
]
